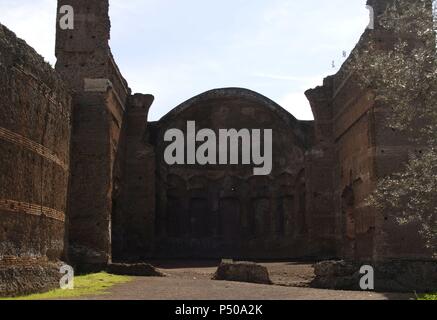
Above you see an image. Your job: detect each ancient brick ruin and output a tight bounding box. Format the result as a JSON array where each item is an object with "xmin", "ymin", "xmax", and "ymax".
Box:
[
  {"xmin": 0, "ymin": 23, "xmax": 71, "ymax": 295},
  {"xmin": 0, "ymin": 0, "xmax": 435, "ymax": 295}
]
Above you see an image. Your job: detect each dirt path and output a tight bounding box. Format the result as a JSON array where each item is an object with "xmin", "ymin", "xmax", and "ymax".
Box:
[
  {"xmin": 69, "ymin": 261, "xmax": 414, "ymax": 300},
  {"xmin": 76, "ymin": 277, "xmax": 412, "ymax": 300}
]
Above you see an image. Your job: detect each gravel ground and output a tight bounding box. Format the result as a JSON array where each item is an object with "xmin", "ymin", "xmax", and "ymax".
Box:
[{"xmin": 67, "ymin": 261, "xmax": 414, "ymax": 300}]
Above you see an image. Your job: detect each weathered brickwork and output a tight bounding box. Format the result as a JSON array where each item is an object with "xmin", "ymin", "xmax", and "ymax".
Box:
[
  {"xmin": 306, "ymin": 0, "xmax": 432, "ymax": 261},
  {"xmin": 55, "ymin": 0, "xmax": 132, "ymax": 270},
  {"xmin": 112, "ymin": 94, "xmax": 155, "ymax": 261},
  {"xmin": 149, "ymin": 88, "xmax": 314, "ymax": 259},
  {"xmin": 0, "ymin": 23, "xmax": 71, "ymax": 296}
]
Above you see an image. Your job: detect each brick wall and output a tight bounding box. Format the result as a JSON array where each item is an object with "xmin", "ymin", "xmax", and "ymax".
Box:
[{"xmin": 0, "ymin": 23, "xmax": 71, "ymax": 296}]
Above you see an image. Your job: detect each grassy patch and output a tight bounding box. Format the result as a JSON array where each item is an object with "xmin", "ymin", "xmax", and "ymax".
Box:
[
  {"xmin": 1, "ymin": 272, "xmax": 132, "ymax": 300},
  {"xmin": 419, "ymin": 293, "xmax": 437, "ymax": 300}
]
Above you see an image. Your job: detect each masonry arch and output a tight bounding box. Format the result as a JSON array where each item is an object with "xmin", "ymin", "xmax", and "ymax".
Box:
[{"xmin": 150, "ymin": 87, "xmax": 312, "ymax": 259}]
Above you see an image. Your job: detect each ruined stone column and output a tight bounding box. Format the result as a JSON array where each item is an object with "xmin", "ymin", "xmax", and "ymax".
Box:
[
  {"xmin": 112, "ymin": 94, "xmax": 156, "ymax": 261},
  {"xmin": 305, "ymin": 77, "xmax": 338, "ymax": 258},
  {"xmin": 55, "ymin": 0, "xmax": 131, "ymax": 270}
]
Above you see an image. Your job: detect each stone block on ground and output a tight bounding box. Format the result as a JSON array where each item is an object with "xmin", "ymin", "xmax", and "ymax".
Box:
[
  {"xmin": 213, "ymin": 261, "xmax": 272, "ymax": 285},
  {"xmin": 312, "ymin": 260, "xmax": 437, "ymax": 293}
]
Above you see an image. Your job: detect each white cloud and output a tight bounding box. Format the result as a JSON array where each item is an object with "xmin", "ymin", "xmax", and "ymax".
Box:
[
  {"xmin": 279, "ymin": 91, "xmax": 314, "ymax": 120},
  {"xmin": 0, "ymin": 0, "xmax": 57, "ymax": 65}
]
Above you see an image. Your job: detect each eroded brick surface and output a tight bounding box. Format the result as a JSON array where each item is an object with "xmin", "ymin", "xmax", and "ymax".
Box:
[{"xmin": 0, "ymin": 23, "xmax": 71, "ymax": 295}]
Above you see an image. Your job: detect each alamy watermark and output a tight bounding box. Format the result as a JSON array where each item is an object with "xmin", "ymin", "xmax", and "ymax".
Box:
[
  {"xmin": 59, "ymin": 264, "xmax": 74, "ymax": 290},
  {"xmin": 164, "ymin": 121, "xmax": 273, "ymax": 176},
  {"xmin": 59, "ymin": 5, "xmax": 74, "ymax": 30},
  {"xmin": 359, "ymin": 265, "xmax": 375, "ymax": 291}
]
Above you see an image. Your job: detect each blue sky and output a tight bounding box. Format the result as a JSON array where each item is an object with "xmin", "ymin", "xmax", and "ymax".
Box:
[{"xmin": 0, "ymin": 0, "xmax": 369, "ymax": 120}]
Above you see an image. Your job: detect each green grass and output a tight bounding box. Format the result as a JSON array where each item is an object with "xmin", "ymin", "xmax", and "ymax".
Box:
[
  {"xmin": 1, "ymin": 272, "xmax": 132, "ymax": 300},
  {"xmin": 419, "ymin": 293, "xmax": 437, "ymax": 300}
]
